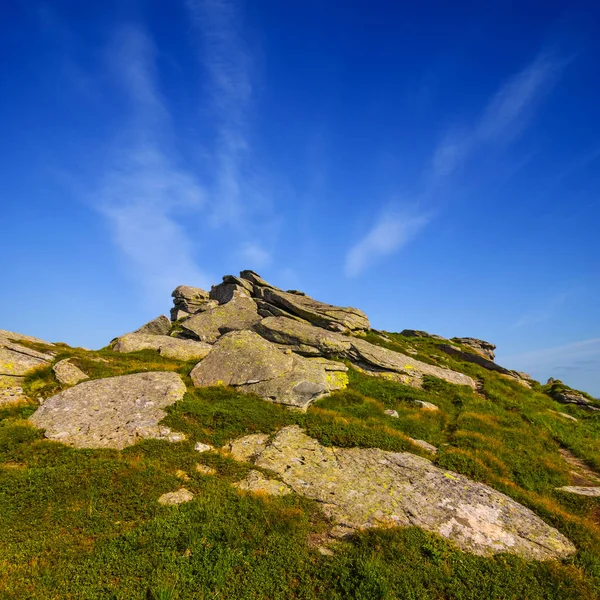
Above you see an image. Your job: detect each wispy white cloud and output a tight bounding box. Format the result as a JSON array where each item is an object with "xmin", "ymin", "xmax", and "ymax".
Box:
[
  {"xmin": 510, "ymin": 291, "xmax": 571, "ymax": 329},
  {"xmin": 239, "ymin": 242, "xmax": 271, "ymax": 268},
  {"xmin": 95, "ymin": 25, "xmax": 209, "ymax": 299},
  {"xmin": 501, "ymin": 337, "xmax": 600, "ymax": 373},
  {"xmin": 345, "ymin": 51, "xmax": 568, "ymax": 277},
  {"xmin": 432, "ymin": 53, "xmax": 567, "ymax": 179},
  {"xmin": 186, "ymin": 0, "xmax": 254, "ymax": 227},
  {"xmin": 345, "ymin": 208, "xmax": 431, "ymax": 277}
]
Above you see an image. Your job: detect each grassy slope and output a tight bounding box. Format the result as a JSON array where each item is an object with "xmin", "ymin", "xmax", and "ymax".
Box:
[{"xmin": 1, "ymin": 337, "xmax": 600, "ymax": 599}]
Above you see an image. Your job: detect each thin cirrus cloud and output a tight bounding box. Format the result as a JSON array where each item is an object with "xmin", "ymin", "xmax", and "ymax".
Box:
[
  {"xmin": 510, "ymin": 291, "xmax": 571, "ymax": 329},
  {"xmin": 345, "ymin": 209, "xmax": 431, "ymax": 277},
  {"xmin": 186, "ymin": 0, "xmax": 253, "ymax": 227},
  {"xmin": 345, "ymin": 51, "xmax": 568, "ymax": 278},
  {"xmin": 500, "ymin": 337, "xmax": 600, "ymax": 382},
  {"xmin": 432, "ymin": 52, "xmax": 567, "ymax": 178},
  {"xmin": 95, "ymin": 25, "xmax": 210, "ymax": 298}
]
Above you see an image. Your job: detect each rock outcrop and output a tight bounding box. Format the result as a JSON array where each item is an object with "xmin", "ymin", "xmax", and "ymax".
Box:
[
  {"xmin": 0, "ymin": 329, "xmax": 54, "ymax": 404},
  {"xmin": 29, "ymin": 372, "xmax": 187, "ymax": 449},
  {"xmin": 179, "ymin": 294, "xmax": 261, "ymax": 343},
  {"xmin": 52, "ymin": 359, "xmax": 88, "ymax": 386},
  {"xmin": 170, "ymin": 285, "xmax": 214, "ymax": 321},
  {"xmin": 227, "ymin": 425, "xmax": 575, "ymax": 560},
  {"xmin": 256, "ymin": 317, "xmax": 475, "ymax": 389},
  {"xmin": 451, "ymin": 337, "xmax": 496, "ymax": 361},
  {"xmin": 190, "ymin": 330, "xmax": 348, "ymax": 409},
  {"xmin": 113, "ymin": 333, "xmax": 211, "ymax": 361},
  {"xmin": 134, "ymin": 315, "xmax": 172, "ymax": 336},
  {"xmin": 438, "ymin": 344, "xmax": 513, "ymax": 376}
]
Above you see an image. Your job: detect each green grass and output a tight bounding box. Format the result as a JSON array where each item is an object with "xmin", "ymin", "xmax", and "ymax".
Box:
[{"xmin": 2, "ymin": 337, "xmax": 600, "ymax": 598}]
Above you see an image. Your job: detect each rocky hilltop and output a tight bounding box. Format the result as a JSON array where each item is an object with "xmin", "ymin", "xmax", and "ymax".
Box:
[{"xmin": 2, "ymin": 271, "xmax": 600, "ymax": 598}]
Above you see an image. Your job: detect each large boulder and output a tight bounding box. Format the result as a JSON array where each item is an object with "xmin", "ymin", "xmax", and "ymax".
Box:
[
  {"xmin": 179, "ymin": 294, "xmax": 261, "ymax": 343},
  {"xmin": 190, "ymin": 330, "xmax": 348, "ymax": 409},
  {"xmin": 52, "ymin": 359, "xmax": 89, "ymax": 386},
  {"xmin": 170, "ymin": 285, "xmax": 213, "ymax": 321},
  {"xmin": 239, "ymin": 271, "xmax": 370, "ymax": 332},
  {"xmin": 256, "ymin": 317, "xmax": 475, "ymax": 389},
  {"xmin": 29, "ymin": 372, "xmax": 187, "ymax": 449},
  {"xmin": 134, "ymin": 315, "xmax": 171, "ymax": 336},
  {"xmin": 113, "ymin": 333, "xmax": 212, "ymax": 361},
  {"xmin": 0, "ymin": 330, "xmax": 55, "ymax": 405},
  {"xmin": 451, "ymin": 337, "xmax": 496, "ymax": 361},
  {"xmin": 230, "ymin": 425, "xmax": 575, "ymax": 560}
]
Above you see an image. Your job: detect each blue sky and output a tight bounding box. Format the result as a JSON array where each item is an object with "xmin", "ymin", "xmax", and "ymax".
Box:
[{"xmin": 1, "ymin": 1, "xmax": 599, "ymax": 395}]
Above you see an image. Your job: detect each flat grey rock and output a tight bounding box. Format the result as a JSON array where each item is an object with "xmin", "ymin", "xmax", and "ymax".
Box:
[
  {"xmin": 113, "ymin": 333, "xmax": 212, "ymax": 361},
  {"xmin": 233, "ymin": 470, "xmax": 291, "ymax": 496},
  {"xmin": 29, "ymin": 372, "xmax": 187, "ymax": 449},
  {"xmin": 180, "ymin": 294, "xmax": 261, "ymax": 343},
  {"xmin": 235, "ymin": 425, "xmax": 575, "ymax": 560},
  {"xmin": 53, "ymin": 359, "xmax": 89, "ymax": 386},
  {"xmin": 0, "ymin": 330, "xmax": 54, "ymax": 404},
  {"xmin": 190, "ymin": 330, "xmax": 347, "ymax": 409}
]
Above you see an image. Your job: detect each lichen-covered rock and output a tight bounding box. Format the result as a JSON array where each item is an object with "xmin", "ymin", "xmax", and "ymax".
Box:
[
  {"xmin": 0, "ymin": 330, "xmax": 55, "ymax": 404},
  {"xmin": 224, "ymin": 433, "xmax": 270, "ymax": 462},
  {"xmin": 52, "ymin": 359, "xmax": 88, "ymax": 386},
  {"xmin": 113, "ymin": 333, "xmax": 212, "ymax": 361},
  {"xmin": 180, "ymin": 294, "xmax": 261, "ymax": 343},
  {"xmin": 29, "ymin": 372, "xmax": 186, "ymax": 449},
  {"xmin": 0, "ymin": 343, "xmax": 54, "ymax": 376},
  {"xmin": 0, "ymin": 375, "xmax": 25, "ymax": 406},
  {"xmin": 256, "ymin": 317, "xmax": 474, "ymax": 389},
  {"xmin": 349, "ymin": 338, "xmax": 476, "ymax": 389},
  {"xmin": 233, "ymin": 470, "xmax": 291, "ymax": 496},
  {"xmin": 243, "ymin": 354, "xmax": 348, "ymax": 409},
  {"xmin": 237, "ymin": 425, "xmax": 575, "ymax": 560},
  {"xmin": 171, "ymin": 285, "xmax": 213, "ymax": 320},
  {"xmin": 255, "ymin": 316, "xmax": 353, "ymax": 356},
  {"xmin": 190, "ymin": 330, "xmax": 347, "ymax": 409},
  {"xmin": 134, "ymin": 315, "xmax": 171, "ymax": 336},
  {"xmin": 243, "ymin": 272, "xmax": 369, "ymax": 332},
  {"xmin": 158, "ymin": 488, "xmax": 194, "ymax": 505},
  {"xmin": 190, "ymin": 330, "xmax": 293, "ymax": 387},
  {"xmin": 451, "ymin": 337, "xmax": 496, "ymax": 361}
]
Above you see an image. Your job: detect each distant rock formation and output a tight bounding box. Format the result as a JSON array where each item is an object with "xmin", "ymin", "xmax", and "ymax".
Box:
[{"xmin": 451, "ymin": 337, "xmax": 496, "ymax": 361}]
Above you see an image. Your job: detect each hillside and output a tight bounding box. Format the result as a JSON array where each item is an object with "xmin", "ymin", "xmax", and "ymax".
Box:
[{"xmin": 1, "ymin": 271, "xmax": 600, "ymax": 599}]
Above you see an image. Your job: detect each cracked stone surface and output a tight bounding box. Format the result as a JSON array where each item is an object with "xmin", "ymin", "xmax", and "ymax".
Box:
[
  {"xmin": 53, "ymin": 359, "xmax": 89, "ymax": 386},
  {"xmin": 190, "ymin": 330, "xmax": 348, "ymax": 409},
  {"xmin": 228, "ymin": 425, "xmax": 575, "ymax": 560},
  {"xmin": 29, "ymin": 372, "xmax": 187, "ymax": 449},
  {"xmin": 113, "ymin": 333, "xmax": 212, "ymax": 361},
  {"xmin": 256, "ymin": 317, "xmax": 475, "ymax": 390},
  {"xmin": 0, "ymin": 330, "xmax": 55, "ymax": 404}
]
